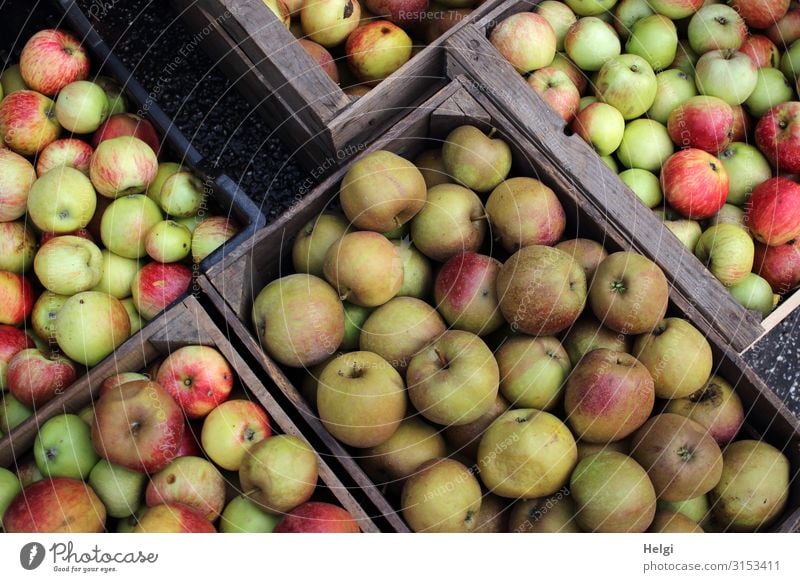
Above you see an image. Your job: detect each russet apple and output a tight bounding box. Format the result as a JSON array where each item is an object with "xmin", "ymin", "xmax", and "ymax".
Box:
[
  {"xmin": 191, "ymin": 216, "xmax": 239, "ymax": 263},
  {"xmin": 146, "ymin": 456, "xmax": 225, "ymax": 521},
  {"xmin": 28, "ymin": 166, "xmax": 97, "ymax": 234},
  {"xmin": 394, "ymin": 240, "xmax": 433, "ymax": 298},
  {"xmin": 667, "ymin": 96, "xmax": 734, "ymax": 155},
  {"xmin": 3, "ymin": 477, "xmax": 105, "ymax": 533},
  {"xmin": 508, "ymin": 494, "xmax": 580, "ymax": 533},
  {"xmin": 559, "ymin": 312, "xmax": 630, "ymax": 365},
  {"xmin": 131, "ymin": 261, "xmax": 192, "ymax": 320},
  {"xmin": 90, "ymin": 136, "xmax": 158, "ymax": 198},
  {"xmin": 496, "ymin": 336, "xmax": 570, "ymax": 410},
  {"xmin": 414, "ymin": 149, "xmax": 451, "ymax": 188},
  {"xmin": 19, "ymin": 29, "xmax": 89, "ymax": 96},
  {"xmin": 56, "ymin": 291, "xmax": 131, "ymax": 366},
  {"xmin": 747, "ymin": 177, "xmax": 800, "ymax": 246},
  {"xmin": 0, "ymin": 148, "xmax": 36, "ymax": 221},
  {"xmin": 527, "ymin": 67, "xmax": 580, "ymax": 123},
  {"xmin": 661, "ymin": 148, "xmax": 729, "ymax": 219},
  {"xmin": 0, "ymin": 271, "xmax": 34, "ymax": 326},
  {"xmin": 301, "ymin": 0, "xmax": 361, "ymax": 48},
  {"xmin": 694, "ymin": 224, "xmax": 754, "ymax": 286},
  {"xmin": 664, "ymin": 375, "xmax": 744, "ymax": 445},
  {"xmin": 443, "ymin": 393, "xmax": 507, "ymax": 460},
  {"xmin": 0, "ymin": 90, "xmax": 61, "ymax": 155},
  {"xmin": 441, "ymin": 125, "xmax": 512, "ymax": 193},
  {"xmin": 156, "ymin": 346, "xmax": 233, "ymax": 419},
  {"xmin": 346, "ymin": 21, "xmax": 413, "ymax": 84},
  {"xmin": 292, "ymin": 213, "xmax": 349, "ymax": 277},
  {"xmin": 491, "ymin": 12, "xmax": 557, "ymax": 74},
  {"xmin": 274, "ymin": 502, "xmax": 360, "ymax": 533},
  {"xmin": 7, "ymin": 348, "xmax": 77, "ymax": 408},
  {"xmin": 649, "ymin": 510, "xmax": 703, "ymax": 533},
  {"xmin": 554, "ymin": 238, "xmax": 609, "ymax": 282},
  {"xmin": 92, "ymin": 113, "xmax": 160, "ymax": 154}
]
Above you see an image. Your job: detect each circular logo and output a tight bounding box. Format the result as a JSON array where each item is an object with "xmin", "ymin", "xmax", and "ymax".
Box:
[{"xmin": 20, "ymin": 542, "xmax": 46, "ymax": 570}]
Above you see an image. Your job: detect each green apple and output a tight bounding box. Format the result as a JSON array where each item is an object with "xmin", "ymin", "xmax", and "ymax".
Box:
[
  {"xmin": 292, "ymin": 213, "xmax": 348, "ymax": 277},
  {"xmin": 694, "ymin": 224, "xmax": 754, "ymax": 286},
  {"xmin": 221, "ymin": 495, "xmax": 280, "ymax": 533},
  {"xmin": 339, "ymin": 302, "xmax": 371, "ymax": 351},
  {"xmin": 393, "ymin": 240, "xmax": 433, "ymax": 299},
  {"xmin": 441, "ymin": 125, "xmax": 512, "ymax": 193},
  {"xmin": 121, "ymin": 298, "xmax": 143, "ymax": 335},
  {"xmin": 780, "ymin": 38, "xmax": 800, "ymax": 79},
  {"xmin": 55, "ymin": 291, "xmax": 131, "ymax": 366},
  {"xmin": 626, "ymin": 14, "xmax": 678, "ymax": 71},
  {"xmin": 34, "ymin": 235, "xmax": 103, "ymax": 295},
  {"xmin": 88, "ymin": 459, "xmax": 146, "ymax": 518},
  {"xmin": 0, "ymin": 392, "xmax": 32, "ymax": 433},
  {"xmin": 144, "ymin": 220, "xmax": 192, "ymax": 262},
  {"xmin": 27, "ymin": 166, "xmax": 97, "ymax": 233},
  {"xmin": 648, "ymin": 69, "xmax": 698, "ymax": 124},
  {"xmin": 695, "ymin": 49, "xmax": 758, "ymax": 105},
  {"xmin": 94, "ymin": 76, "xmax": 128, "ymax": 115},
  {"xmin": 687, "ymin": 4, "xmax": 746, "ymax": 55},
  {"xmin": 729, "ymin": 273, "xmax": 774, "ymax": 317},
  {"xmin": 0, "ymin": 64, "xmax": 27, "ymax": 94},
  {"xmin": 146, "ymin": 162, "xmax": 181, "ymax": 206},
  {"xmin": 579, "ymin": 95, "xmax": 597, "ymax": 110},
  {"xmin": 664, "ymin": 218, "xmax": 702, "ymax": 250},
  {"xmin": 537, "ymin": 1, "xmax": 577, "ymax": 51},
  {"xmin": 34, "ymin": 413, "xmax": 99, "ymax": 479},
  {"xmin": 613, "ymin": 0, "xmax": 654, "ymax": 39},
  {"xmin": 92, "ymin": 250, "xmax": 140, "ymax": 299},
  {"xmin": 159, "ymin": 171, "xmax": 205, "ymax": 217},
  {"xmin": 30, "ymin": 291, "xmax": 68, "ymax": 342},
  {"xmin": 619, "ymin": 168, "xmax": 662, "ymax": 208},
  {"xmin": 490, "ymin": 13, "xmax": 557, "ymax": 74},
  {"xmin": 718, "ymin": 143, "xmax": 772, "ymax": 206},
  {"xmin": 672, "ymin": 39, "xmax": 700, "ymax": 76},
  {"xmin": 571, "ymin": 102, "xmax": 625, "ymax": 156},
  {"xmin": 596, "ymin": 54, "xmax": 658, "ymax": 119},
  {"xmin": 648, "ymin": 0, "xmax": 703, "ymax": 19},
  {"xmin": 564, "ymin": 0, "xmax": 617, "ymax": 16},
  {"xmin": 616, "ymin": 119, "xmax": 674, "ymax": 171},
  {"xmin": 565, "ymin": 17, "xmax": 621, "ymax": 72},
  {"xmin": 301, "ymin": 0, "xmax": 360, "ymax": 48},
  {"xmin": 0, "ymin": 467, "xmax": 21, "ymax": 526},
  {"xmin": 496, "ymin": 336, "xmax": 571, "ymax": 410},
  {"xmin": 601, "ymin": 155, "xmax": 618, "ymax": 171},
  {"xmin": 709, "ymin": 204, "xmax": 746, "ymax": 229},
  {"xmin": 100, "ymin": 194, "xmax": 164, "ymax": 259},
  {"xmin": 55, "ymin": 80, "xmax": 109, "ymax": 134},
  {"xmin": 744, "ymin": 68, "xmax": 794, "ymax": 118}
]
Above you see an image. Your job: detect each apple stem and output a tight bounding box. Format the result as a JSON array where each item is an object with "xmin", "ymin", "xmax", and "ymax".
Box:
[
  {"xmin": 487, "ymin": 127, "xmax": 497, "ymax": 138},
  {"xmin": 434, "ymin": 348, "xmax": 449, "ymax": 369}
]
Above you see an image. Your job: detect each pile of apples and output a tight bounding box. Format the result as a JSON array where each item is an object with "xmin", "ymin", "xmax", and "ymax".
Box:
[
  {"xmin": 0, "ymin": 27, "xmax": 241, "ymax": 428},
  {"xmin": 251, "ymin": 123, "xmax": 791, "ymax": 532},
  {"xmin": 0, "ymin": 345, "xmax": 359, "ymax": 533},
  {"xmin": 268, "ymin": 0, "xmax": 486, "ymax": 95},
  {"xmin": 489, "ymin": 0, "xmax": 800, "ymax": 317}
]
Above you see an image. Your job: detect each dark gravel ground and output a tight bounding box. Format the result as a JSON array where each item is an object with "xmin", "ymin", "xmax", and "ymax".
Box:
[{"xmin": 11, "ymin": 0, "xmax": 799, "ymax": 414}]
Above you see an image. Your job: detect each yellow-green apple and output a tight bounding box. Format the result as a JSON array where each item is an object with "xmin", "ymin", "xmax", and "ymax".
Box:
[
  {"xmin": 619, "ymin": 168, "xmax": 662, "ymax": 207},
  {"xmin": 537, "ymin": 1, "xmax": 577, "ymax": 50},
  {"xmin": 746, "ymin": 68, "xmax": 795, "ymax": 118},
  {"xmin": 564, "ymin": 349, "xmax": 654, "ymax": 443},
  {"xmin": 190, "ymin": 216, "xmax": 239, "ymax": 263},
  {"xmin": 649, "ymin": 511, "xmax": 704, "ymax": 532},
  {"xmin": 781, "ymin": 39, "xmax": 800, "ymax": 79},
  {"xmin": 694, "ymin": 224, "xmax": 754, "ymax": 286},
  {"xmin": 34, "ymin": 235, "xmax": 103, "ymax": 295},
  {"xmin": 401, "ymin": 458, "xmax": 481, "ymax": 532},
  {"xmin": 753, "ymin": 239, "xmax": 800, "ymax": 293},
  {"xmin": 56, "ymin": 291, "xmax": 131, "ymax": 366},
  {"xmin": 146, "ymin": 456, "xmax": 225, "ymax": 521},
  {"xmin": 632, "ymin": 317, "xmax": 713, "ymax": 399},
  {"xmin": 0, "ymin": 148, "xmax": 36, "ymax": 221},
  {"xmin": 576, "ymin": 439, "xmax": 630, "ymax": 462},
  {"xmin": 649, "ymin": 0, "xmax": 703, "ymax": 19},
  {"xmin": 497, "ymin": 245, "xmax": 587, "ymax": 336},
  {"xmin": 596, "ymin": 54, "xmax": 658, "ymax": 119},
  {"xmin": 131, "ymin": 261, "xmax": 192, "ymax": 320},
  {"xmin": 667, "ymin": 96, "xmax": 734, "ymax": 155},
  {"xmin": 94, "ymin": 76, "xmax": 128, "ymax": 115},
  {"xmin": 239, "ymin": 434, "xmax": 318, "ymax": 513},
  {"xmin": 648, "ymin": 69, "xmax": 697, "ymax": 124},
  {"xmin": 92, "ymin": 250, "xmax": 140, "ymax": 299},
  {"xmin": 27, "ymin": 166, "xmax": 97, "ymax": 233},
  {"xmin": 613, "ymin": 0, "xmax": 654, "ymax": 37},
  {"xmin": 695, "ymin": 49, "xmax": 758, "ymax": 105},
  {"xmin": 100, "ymin": 372, "xmax": 149, "ymax": 398},
  {"xmin": 132, "ymin": 503, "xmax": 216, "ymax": 533},
  {"xmin": 323, "ymin": 231, "xmax": 403, "ymax": 306},
  {"xmin": 550, "ymin": 52, "xmax": 588, "ymax": 93},
  {"xmin": 88, "ymin": 459, "xmax": 146, "ymax": 519},
  {"xmin": 631, "ymin": 413, "xmax": 723, "ymax": 501},
  {"xmin": 688, "ymin": 4, "xmax": 746, "ymax": 55},
  {"xmin": 29, "ymin": 291, "xmax": 64, "ymax": 343},
  {"xmin": 709, "ymin": 440, "xmax": 789, "ymax": 531},
  {"xmin": 756, "ymin": 102, "xmax": 800, "ymax": 173},
  {"xmin": 747, "ymin": 177, "xmax": 800, "ymax": 247},
  {"xmin": 729, "ymin": 272, "xmax": 773, "ymax": 315},
  {"xmin": 34, "ymin": 414, "xmax": 98, "ymax": 479},
  {"xmin": 359, "ymin": 416, "xmax": 446, "ymax": 484},
  {"xmin": 144, "ymin": 220, "xmax": 191, "ymax": 262},
  {"xmin": 146, "ymin": 162, "xmax": 181, "ymax": 205},
  {"xmin": 101, "ymin": 194, "xmax": 164, "ymax": 259},
  {"xmin": 221, "ymin": 495, "xmax": 280, "ymax": 533},
  {"xmin": 570, "ymin": 451, "xmax": 656, "ymax": 532},
  {"xmin": 90, "ymin": 136, "xmax": 158, "ymax": 198},
  {"xmin": 0, "ymin": 221, "xmax": 36, "ymax": 274},
  {"xmin": 317, "ymin": 351, "xmax": 405, "ymax": 447},
  {"xmin": 7, "ymin": 348, "xmax": 76, "ymax": 407},
  {"xmin": 486, "ymin": 177, "xmax": 566, "ymax": 251},
  {"xmin": 298, "ymin": 39, "xmax": 339, "ymax": 83},
  {"xmin": 0, "ymin": 271, "xmax": 33, "ymax": 326},
  {"xmin": 156, "ymin": 346, "xmax": 233, "ymax": 419},
  {"xmin": 741, "ymin": 35, "xmax": 780, "ymax": 70},
  {"xmin": 0, "ymin": 90, "xmax": 61, "ymax": 155},
  {"xmin": 93, "ymin": 380, "xmax": 184, "ymax": 473},
  {"xmin": 491, "ymin": 12, "xmax": 557, "ymax": 73},
  {"xmin": 92, "ymin": 113, "xmax": 160, "ymax": 154},
  {"xmin": 616, "ymin": 118, "xmax": 674, "ymax": 171},
  {"xmin": 252, "ymin": 274, "xmax": 345, "ymax": 367},
  {"xmin": 661, "ymin": 149, "xmax": 728, "ymax": 219},
  {"xmin": 346, "ymin": 20, "xmax": 412, "ymax": 84},
  {"xmin": 394, "ymin": 240, "xmax": 433, "ymax": 298},
  {"xmin": 54, "ymin": 80, "xmax": 109, "ymax": 134},
  {"xmin": 441, "ymin": 125, "xmax": 512, "ymax": 193},
  {"xmin": 407, "ymin": 330, "xmax": 498, "ymax": 426},
  {"xmin": 443, "ymin": 393, "xmax": 507, "ymax": 460},
  {"xmin": 36, "ymin": 138, "xmax": 93, "ymax": 176},
  {"xmin": 0, "ymin": 466, "xmax": 21, "ymax": 526},
  {"xmin": 0, "ymin": 392, "xmax": 32, "ymax": 434},
  {"xmin": 554, "ymin": 237, "xmax": 609, "ymax": 282},
  {"xmin": 571, "ymin": 102, "xmax": 625, "ymax": 156},
  {"xmin": 0, "ymin": 324, "xmax": 34, "ymax": 389},
  {"xmin": 292, "ymin": 213, "xmax": 349, "ymax": 276},
  {"xmin": 563, "ymin": 0, "xmax": 616, "ymax": 16},
  {"xmin": 201, "ymin": 399, "xmax": 271, "ymax": 471},
  {"xmin": 121, "ymin": 298, "xmax": 143, "ymax": 334},
  {"xmin": 19, "ymin": 29, "xmax": 89, "ymax": 95},
  {"xmin": 0, "ymin": 64, "xmax": 28, "ymax": 95},
  {"xmin": 359, "ymin": 296, "xmax": 446, "ymax": 373},
  {"xmin": 718, "ymin": 143, "xmax": 772, "ymax": 206},
  {"xmin": 339, "ymin": 150, "xmax": 426, "ymax": 232},
  {"xmin": 496, "ymin": 336, "xmax": 570, "ymax": 410},
  {"xmin": 527, "ymin": 67, "xmax": 580, "ymax": 122},
  {"xmin": 3, "ymin": 477, "xmax": 105, "ymax": 533},
  {"xmin": 664, "ymin": 375, "xmax": 744, "ymax": 445},
  {"xmin": 559, "ymin": 312, "xmax": 630, "ymax": 365},
  {"xmin": 626, "ymin": 14, "xmax": 678, "ymax": 71},
  {"xmin": 589, "ymin": 252, "xmax": 669, "ymax": 334},
  {"xmin": 564, "ymin": 17, "xmax": 620, "ymax": 72},
  {"xmin": 274, "ymin": 501, "xmax": 360, "ymax": 533},
  {"xmin": 301, "ymin": 0, "xmax": 360, "ymax": 47},
  {"xmin": 478, "ymin": 409, "xmax": 577, "ymax": 498},
  {"xmin": 159, "ymin": 171, "xmax": 204, "ymax": 217},
  {"xmin": 413, "ymin": 149, "xmax": 450, "ymax": 188},
  {"xmin": 731, "ymin": 0, "xmax": 790, "ymax": 29},
  {"xmin": 434, "ymin": 252, "xmax": 503, "ymax": 336},
  {"xmin": 658, "ymin": 495, "xmax": 709, "ymax": 526},
  {"xmin": 508, "ymin": 494, "xmax": 580, "ymax": 533},
  {"xmin": 340, "ymin": 302, "xmax": 372, "ymax": 350}
]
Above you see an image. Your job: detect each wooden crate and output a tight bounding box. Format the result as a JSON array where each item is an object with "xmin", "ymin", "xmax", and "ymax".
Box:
[
  {"xmin": 201, "ymin": 77, "xmax": 800, "ymax": 532},
  {"xmin": 442, "ymin": 0, "xmax": 799, "ymax": 353},
  {"xmin": 0, "ymin": 295, "xmax": 382, "ymax": 533},
  {"xmin": 170, "ymin": 0, "xmax": 504, "ymax": 172}
]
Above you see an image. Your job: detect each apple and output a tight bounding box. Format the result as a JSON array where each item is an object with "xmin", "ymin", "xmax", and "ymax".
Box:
[
  {"xmin": 753, "ymin": 239, "xmax": 800, "ymax": 293},
  {"xmin": 0, "ymin": 392, "xmax": 32, "ymax": 433},
  {"xmin": 220, "ymin": 495, "xmax": 280, "ymax": 533},
  {"xmin": 767, "ymin": 5, "xmax": 800, "ymax": 45},
  {"xmin": 731, "ymin": 0, "xmax": 790, "ymax": 29},
  {"xmin": 394, "ymin": 240, "xmax": 433, "ymax": 298},
  {"xmin": 34, "ymin": 414, "xmax": 98, "ymax": 480},
  {"xmin": 88, "ymin": 459, "xmax": 146, "ymax": 519},
  {"xmin": 274, "ymin": 502, "xmax": 360, "ymax": 533},
  {"xmin": 100, "ymin": 372, "xmax": 149, "ymax": 398},
  {"xmin": 0, "ymin": 271, "xmax": 33, "ymax": 326},
  {"xmin": 508, "ymin": 495, "xmax": 580, "ymax": 533},
  {"xmin": 146, "ymin": 456, "xmax": 225, "ymax": 521},
  {"xmin": 687, "ymin": 4, "xmax": 746, "ymax": 55},
  {"xmin": 626, "ymin": 14, "xmax": 678, "ymax": 71},
  {"xmin": 413, "ymin": 149, "xmax": 450, "ymax": 188},
  {"xmin": 132, "ymin": 503, "xmax": 215, "ymax": 533},
  {"xmin": 146, "ymin": 162, "xmax": 182, "ymax": 205},
  {"xmin": 94, "ymin": 75, "xmax": 128, "ymax": 115},
  {"xmin": 434, "ymin": 252, "xmax": 504, "ymax": 336},
  {"xmin": 90, "ymin": 136, "xmax": 158, "ymax": 198},
  {"xmin": 564, "ymin": 17, "xmax": 621, "ymax": 72},
  {"xmin": 301, "ymin": 0, "xmax": 360, "ymax": 48},
  {"xmin": 694, "ymin": 224, "xmax": 754, "ymax": 286},
  {"xmin": 19, "ymin": 29, "xmax": 89, "ymax": 96},
  {"xmin": 36, "ymin": 138, "xmax": 93, "ymax": 176},
  {"xmin": 360, "ymin": 416, "xmax": 447, "ymax": 483},
  {"xmin": 527, "ymin": 67, "xmax": 581, "ymax": 123},
  {"xmin": 239, "ymin": 434, "xmax": 318, "ymax": 513},
  {"xmin": 252, "ymin": 274, "xmax": 344, "ymax": 368},
  {"xmin": 709, "ymin": 203, "xmax": 746, "ymax": 228},
  {"xmin": 443, "ymin": 393, "xmax": 507, "ymax": 460},
  {"xmin": 648, "ymin": 0, "xmax": 703, "ymax": 19},
  {"xmin": 667, "ymin": 96, "xmax": 734, "ymax": 155},
  {"xmin": 441, "ymin": 125, "xmax": 512, "ymax": 193},
  {"xmin": 0, "ymin": 221, "xmax": 36, "ymax": 274},
  {"xmin": 616, "ymin": 119, "xmax": 674, "ymax": 171},
  {"xmin": 741, "ymin": 35, "xmax": 780, "ymax": 69},
  {"xmin": 0, "ymin": 64, "xmax": 28, "ymax": 95},
  {"xmin": 661, "ymin": 149, "xmax": 728, "ymax": 219},
  {"xmin": 364, "ymin": 0, "xmax": 428, "ymax": 26},
  {"xmin": 3, "ymin": 477, "xmax": 105, "ymax": 533},
  {"xmin": 201, "ymin": 399, "xmax": 270, "ymax": 471},
  {"xmin": 56, "ymin": 291, "xmax": 131, "ymax": 366},
  {"xmin": 747, "ymin": 177, "xmax": 800, "ymax": 246},
  {"xmin": 571, "ymin": 102, "xmax": 625, "ymax": 156},
  {"xmin": 339, "ymin": 150, "xmax": 426, "ymax": 233},
  {"xmin": 101, "ymin": 194, "xmax": 164, "ymax": 259},
  {"xmin": 0, "ymin": 467, "xmax": 21, "ymax": 526},
  {"xmin": 346, "ymin": 21, "xmax": 412, "ymax": 84},
  {"xmin": 496, "ymin": 336, "xmax": 570, "ymax": 411},
  {"xmin": 559, "ymin": 312, "xmax": 630, "ymax": 365},
  {"xmin": 144, "ymin": 220, "xmax": 192, "ymax": 263},
  {"xmin": 755, "ymin": 102, "xmax": 800, "ymax": 173},
  {"xmin": 619, "ymin": 168, "xmax": 662, "ymax": 207},
  {"xmin": 0, "ymin": 324, "xmax": 34, "ymax": 390},
  {"xmin": 554, "ymin": 238, "xmax": 609, "ymax": 282},
  {"xmin": 156, "ymin": 346, "xmax": 233, "ymax": 419},
  {"xmin": 159, "ymin": 171, "xmax": 205, "ymax": 217},
  {"xmin": 131, "ymin": 261, "xmax": 192, "ymax": 320},
  {"xmin": 0, "ymin": 148, "xmax": 36, "ymax": 221},
  {"xmin": 665, "ymin": 375, "xmax": 745, "ymax": 445},
  {"xmin": 92, "ymin": 113, "xmax": 161, "ymax": 154},
  {"xmin": 121, "ymin": 298, "xmax": 144, "ymax": 334},
  {"xmin": 298, "ymin": 39, "xmax": 339, "ymax": 83},
  {"xmin": 564, "ymin": 0, "xmax": 616, "ymax": 16},
  {"xmin": 7, "ymin": 348, "xmax": 77, "ymax": 408},
  {"xmin": 781, "ymin": 39, "xmax": 800, "ymax": 79},
  {"xmin": 695, "ymin": 49, "xmax": 758, "ymax": 105},
  {"xmin": 34, "ymin": 235, "xmax": 103, "ymax": 295},
  {"xmin": 537, "ymin": 1, "xmax": 577, "ymax": 50},
  {"xmin": 292, "ymin": 213, "xmax": 349, "ymax": 277},
  {"xmin": 0, "ymin": 90, "xmax": 61, "ymax": 155},
  {"xmin": 191, "ymin": 216, "xmax": 239, "ymax": 263},
  {"xmin": 671, "ymin": 39, "xmax": 699, "ymax": 77},
  {"xmin": 491, "ymin": 12, "xmax": 557, "ymax": 74},
  {"xmin": 54, "ymin": 80, "xmax": 109, "ymax": 134},
  {"xmin": 92, "ymin": 250, "xmax": 140, "ymax": 299},
  {"xmin": 596, "ymin": 54, "xmax": 658, "ymax": 120},
  {"xmin": 28, "ymin": 166, "xmax": 97, "ymax": 233},
  {"xmin": 718, "ymin": 142, "xmax": 772, "ymax": 206},
  {"xmin": 746, "ymin": 68, "xmax": 795, "ymax": 119},
  {"xmin": 339, "ymin": 302, "xmax": 371, "ymax": 351},
  {"xmin": 549, "ymin": 52, "xmax": 588, "ymax": 93},
  {"xmin": 735, "ymin": 103, "xmax": 757, "ymax": 139}
]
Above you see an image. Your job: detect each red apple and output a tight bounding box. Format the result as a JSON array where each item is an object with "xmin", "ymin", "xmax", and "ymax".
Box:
[
  {"xmin": 298, "ymin": 39, "xmax": 339, "ymax": 83},
  {"xmin": 667, "ymin": 96, "xmax": 734, "ymax": 155},
  {"xmin": 99, "ymin": 372, "xmax": 149, "ymax": 398},
  {"xmin": 131, "ymin": 262, "xmax": 192, "ymax": 320},
  {"xmin": 527, "ymin": 67, "xmax": 581, "ymax": 123},
  {"xmin": 19, "ymin": 29, "xmax": 90, "ymax": 96},
  {"xmin": 747, "ymin": 177, "xmax": 800, "ymax": 246},
  {"xmin": 0, "ymin": 148, "xmax": 37, "ymax": 221},
  {"xmin": 91, "ymin": 113, "xmax": 161, "ymax": 155},
  {"xmin": 0, "ymin": 271, "xmax": 34, "ymax": 326},
  {"xmin": 767, "ymin": 7, "xmax": 800, "ymax": 47},
  {"xmin": 753, "ymin": 239, "xmax": 800, "ymax": 293},
  {"xmin": 36, "ymin": 138, "xmax": 93, "ymax": 176},
  {"xmin": 155, "ymin": 346, "xmax": 233, "ymax": 419},
  {"xmin": 756, "ymin": 101, "xmax": 800, "ymax": 173},
  {"xmin": 175, "ymin": 424, "xmax": 203, "ymax": 458},
  {"xmin": 0, "ymin": 324, "xmax": 34, "ymax": 390},
  {"xmin": 730, "ymin": 0, "xmax": 790, "ymax": 30},
  {"xmin": 3, "ymin": 477, "xmax": 105, "ymax": 533},
  {"xmin": 274, "ymin": 502, "xmax": 360, "ymax": 533},
  {"xmin": 0, "ymin": 90, "xmax": 61, "ymax": 155},
  {"xmin": 661, "ymin": 149, "xmax": 729, "ymax": 219},
  {"xmin": 132, "ymin": 503, "xmax": 216, "ymax": 533},
  {"xmin": 740, "ymin": 35, "xmax": 780, "ymax": 69},
  {"xmin": 7, "ymin": 348, "xmax": 77, "ymax": 408},
  {"xmin": 730, "ymin": 104, "xmax": 752, "ymax": 142}
]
